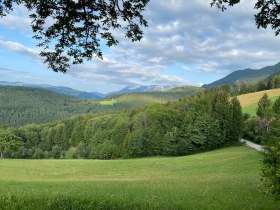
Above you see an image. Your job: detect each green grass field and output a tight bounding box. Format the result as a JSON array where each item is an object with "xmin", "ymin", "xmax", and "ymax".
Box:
[
  {"xmin": 100, "ymin": 99, "xmax": 117, "ymax": 105},
  {"xmin": 237, "ymin": 88, "xmax": 280, "ymax": 116},
  {"xmin": 243, "ymin": 96, "xmax": 278, "ymax": 116},
  {"xmin": 238, "ymin": 88, "xmax": 280, "ymax": 107},
  {"xmin": 0, "ymin": 146, "xmax": 279, "ymax": 210}
]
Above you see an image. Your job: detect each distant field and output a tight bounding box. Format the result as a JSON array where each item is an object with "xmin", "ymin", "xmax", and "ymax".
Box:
[
  {"xmin": 0, "ymin": 146, "xmax": 278, "ymax": 209},
  {"xmin": 238, "ymin": 88, "xmax": 280, "ymax": 107},
  {"xmin": 117, "ymin": 94, "xmax": 163, "ymax": 107},
  {"xmin": 100, "ymin": 99, "xmax": 117, "ymax": 105},
  {"xmin": 104, "ymin": 86, "xmax": 202, "ymax": 108},
  {"xmin": 238, "ymin": 88, "xmax": 280, "ymax": 116},
  {"xmin": 243, "ymin": 96, "xmax": 278, "ymax": 116}
]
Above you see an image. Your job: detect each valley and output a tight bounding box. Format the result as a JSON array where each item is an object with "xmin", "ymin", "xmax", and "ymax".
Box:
[
  {"xmin": 0, "ymin": 63, "xmax": 279, "ymax": 209},
  {"xmin": 0, "ymin": 85, "xmax": 201, "ymax": 126},
  {"xmin": 0, "ymin": 0, "xmax": 280, "ymax": 208}
]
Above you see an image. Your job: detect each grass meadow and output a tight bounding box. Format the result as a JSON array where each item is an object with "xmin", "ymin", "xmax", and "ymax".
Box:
[
  {"xmin": 0, "ymin": 146, "xmax": 279, "ymax": 209},
  {"xmin": 238, "ymin": 88, "xmax": 280, "ymax": 116},
  {"xmin": 238, "ymin": 88, "xmax": 280, "ymax": 107},
  {"xmin": 243, "ymin": 96, "xmax": 278, "ymax": 116},
  {"xmin": 99, "ymin": 100, "xmax": 117, "ymax": 105}
]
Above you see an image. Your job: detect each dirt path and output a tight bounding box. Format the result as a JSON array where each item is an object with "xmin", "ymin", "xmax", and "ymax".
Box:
[{"xmin": 240, "ymin": 139, "xmax": 266, "ymax": 152}]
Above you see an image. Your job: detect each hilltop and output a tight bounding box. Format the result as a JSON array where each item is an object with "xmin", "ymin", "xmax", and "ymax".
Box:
[
  {"xmin": 0, "ymin": 81, "xmax": 178, "ymax": 99},
  {"xmin": 105, "ymin": 86, "xmax": 201, "ymax": 108},
  {"xmin": 203, "ymin": 62, "xmax": 280, "ymax": 88}
]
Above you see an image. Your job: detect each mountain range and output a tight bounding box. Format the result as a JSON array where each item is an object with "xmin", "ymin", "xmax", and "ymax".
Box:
[
  {"xmin": 203, "ymin": 62, "xmax": 280, "ymax": 88},
  {"xmin": 1, "ymin": 61, "xmax": 279, "ymax": 98},
  {"xmin": 0, "ymin": 81, "xmax": 176, "ymax": 100}
]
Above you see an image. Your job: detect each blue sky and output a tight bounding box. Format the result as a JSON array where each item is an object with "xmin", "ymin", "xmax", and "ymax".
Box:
[{"xmin": 0, "ymin": 0, "xmax": 280, "ymax": 93}]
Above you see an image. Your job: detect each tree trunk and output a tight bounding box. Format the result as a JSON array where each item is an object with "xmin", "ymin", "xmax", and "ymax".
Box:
[{"xmin": 0, "ymin": 151, "xmax": 3, "ymax": 159}]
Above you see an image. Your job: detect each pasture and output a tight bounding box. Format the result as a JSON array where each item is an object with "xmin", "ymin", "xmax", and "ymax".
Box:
[
  {"xmin": 0, "ymin": 146, "xmax": 279, "ymax": 209},
  {"xmin": 99, "ymin": 99, "xmax": 117, "ymax": 105},
  {"xmin": 242, "ymin": 96, "xmax": 278, "ymax": 116},
  {"xmin": 238, "ymin": 88, "xmax": 280, "ymax": 116},
  {"xmin": 238, "ymin": 88, "xmax": 280, "ymax": 107}
]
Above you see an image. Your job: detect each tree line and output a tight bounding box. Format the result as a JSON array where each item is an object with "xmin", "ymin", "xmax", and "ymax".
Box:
[
  {"xmin": 0, "ymin": 87, "xmax": 242, "ymax": 160},
  {"xmin": 231, "ymin": 72, "xmax": 280, "ymax": 95}
]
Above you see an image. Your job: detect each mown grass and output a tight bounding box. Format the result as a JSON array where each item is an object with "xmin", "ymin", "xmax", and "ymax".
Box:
[
  {"xmin": 117, "ymin": 94, "xmax": 163, "ymax": 107},
  {"xmin": 0, "ymin": 146, "xmax": 279, "ymax": 209},
  {"xmin": 238, "ymin": 88, "xmax": 280, "ymax": 107},
  {"xmin": 99, "ymin": 99, "xmax": 117, "ymax": 105},
  {"xmin": 243, "ymin": 96, "xmax": 278, "ymax": 116}
]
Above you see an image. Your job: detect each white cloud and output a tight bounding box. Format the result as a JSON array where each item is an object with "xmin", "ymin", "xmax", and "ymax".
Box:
[
  {"xmin": 0, "ymin": 5, "xmax": 31, "ymax": 30},
  {"xmin": 0, "ymin": 40, "xmax": 40, "ymax": 59},
  {"xmin": 69, "ymin": 55, "xmax": 187, "ymax": 86},
  {"xmin": 0, "ymin": 0, "xmax": 279, "ymax": 89}
]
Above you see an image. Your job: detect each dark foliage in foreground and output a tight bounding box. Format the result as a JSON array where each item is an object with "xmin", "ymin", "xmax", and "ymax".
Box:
[
  {"xmin": 0, "ymin": 0, "xmax": 149, "ymax": 72},
  {"xmin": 242, "ymin": 93, "xmax": 280, "ymax": 200}
]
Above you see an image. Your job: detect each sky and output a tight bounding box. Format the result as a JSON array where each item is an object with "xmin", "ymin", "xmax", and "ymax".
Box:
[{"xmin": 0, "ymin": 0, "xmax": 279, "ymax": 93}]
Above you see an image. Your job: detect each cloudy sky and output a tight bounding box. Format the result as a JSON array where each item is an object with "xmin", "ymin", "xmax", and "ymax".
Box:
[{"xmin": 0, "ymin": 0, "xmax": 279, "ymax": 93}]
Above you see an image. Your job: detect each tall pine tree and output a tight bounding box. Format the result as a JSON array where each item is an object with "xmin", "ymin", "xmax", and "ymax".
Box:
[
  {"xmin": 257, "ymin": 93, "xmax": 272, "ymax": 119},
  {"xmin": 229, "ymin": 97, "xmax": 243, "ymax": 143}
]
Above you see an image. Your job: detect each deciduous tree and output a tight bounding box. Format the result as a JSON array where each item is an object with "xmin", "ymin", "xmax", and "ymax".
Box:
[
  {"xmin": 0, "ymin": 129, "xmax": 21, "ymax": 158},
  {"xmin": 0, "ymin": 0, "xmax": 149, "ymax": 72},
  {"xmin": 1, "ymin": 1, "xmax": 278, "ymax": 73},
  {"xmin": 211, "ymin": 0, "xmax": 280, "ymax": 36}
]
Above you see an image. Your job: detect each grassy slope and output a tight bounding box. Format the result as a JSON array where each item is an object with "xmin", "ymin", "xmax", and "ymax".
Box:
[
  {"xmin": 243, "ymin": 96, "xmax": 278, "ymax": 116},
  {"xmin": 0, "ymin": 146, "xmax": 278, "ymax": 209},
  {"xmin": 238, "ymin": 88, "xmax": 280, "ymax": 115},
  {"xmin": 102, "ymin": 86, "xmax": 202, "ymax": 108}
]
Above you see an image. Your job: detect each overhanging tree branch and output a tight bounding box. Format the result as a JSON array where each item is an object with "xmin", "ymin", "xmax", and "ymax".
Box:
[
  {"xmin": 0, "ymin": 0, "xmax": 149, "ymax": 72},
  {"xmin": 211, "ymin": 0, "xmax": 280, "ymax": 36}
]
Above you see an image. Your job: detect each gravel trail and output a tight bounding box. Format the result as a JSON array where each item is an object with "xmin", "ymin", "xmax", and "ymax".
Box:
[{"xmin": 240, "ymin": 139, "xmax": 266, "ymax": 152}]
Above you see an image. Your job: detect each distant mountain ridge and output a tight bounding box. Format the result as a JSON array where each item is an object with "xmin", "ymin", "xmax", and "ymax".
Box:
[
  {"xmin": 203, "ymin": 62, "xmax": 280, "ymax": 88},
  {"xmin": 0, "ymin": 85, "xmax": 200, "ymax": 126},
  {"xmin": 0, "ymin": 81, "xmax": 177, "ymax": 99},
  {"xmin": 0, "ymin": 81, "xmax": 104, "ymax": 99},
  {"xmin": 108, "ymin": 85, "xmax": 177, "ymax": 96}
]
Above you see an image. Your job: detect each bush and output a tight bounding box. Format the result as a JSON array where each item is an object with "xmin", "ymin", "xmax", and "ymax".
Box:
[
  {"xmin": 90, "ymin": 141, "xmax": 118, "ymax": 159},
  {"xmin": 261, "ymin": 140, "xmax": 280, "ymax": 200},
  {"xmin": 50, "ymin": 145, "xmax": 62, "ymax": 159},
  {"xmin": 65, "ymin": 147, "xmax": 78, "ymax": 159},
  {"xmin": 33, "ymin": 148, "xmax": 44, "ymax": 159}
]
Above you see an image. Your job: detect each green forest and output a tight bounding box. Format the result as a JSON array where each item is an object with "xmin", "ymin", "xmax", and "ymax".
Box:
[
  {"xmin": 0, "ymin": 86, "xmax": 200, "ymax": 126},
  {"xmin": 0, "ymin": 87, "xmax": 242, "ymax": 159},
  {"xmin": 0, "ymin": 86, "xmax": 113, "ymax": 126}
]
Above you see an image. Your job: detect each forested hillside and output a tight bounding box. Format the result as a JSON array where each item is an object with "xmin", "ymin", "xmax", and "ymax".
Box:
[
  {"xmin": 106, "ymin": 86, "xmax": 202, "ymax": 108},
  {"xmin": 0, "ymin": 86, "xmax": 201, "ymax": 126},
  {"xmin": 2, "ymin": 87, "xmax": 242, "ymax": 159},
  {"xmin": 0, "ymin": 86, "xmax": 117, "ymax": 126},
  {"xmin": 203, "ymin": 62, "xmax": 280, "ymax": 88}
]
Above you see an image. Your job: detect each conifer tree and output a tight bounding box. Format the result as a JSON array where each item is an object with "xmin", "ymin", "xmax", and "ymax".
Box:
[
  {"xmin": 273, "ymin": 97, "xmax": 280, "ymax": 116},
  {"xmin": 257, "ymin": 93, "xmax": 272, "ymax": 119},
  {"xmin": 229, "ymin": 97, "xmax": 243, "ymax": 142}
]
